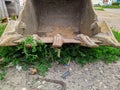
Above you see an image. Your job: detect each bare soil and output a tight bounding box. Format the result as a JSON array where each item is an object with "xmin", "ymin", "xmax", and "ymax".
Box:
[
  {"xmin": 0, "ymin": 9, "xmax": 120, "ymax": 90},
  {"xmin": 96, "ymin": 9, "xmax": 120, "ymax": 31},
  {"xmin": 0, "ymin": 61, "xmax": 120, "ymax": 90}
]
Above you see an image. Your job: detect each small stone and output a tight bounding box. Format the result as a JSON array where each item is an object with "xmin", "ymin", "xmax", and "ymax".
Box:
[
  {"xmin": 56, "ymin": 85, "xmax": 62, "ymax": 89},
  {"xmin": 85, "ymin": 68, "xmax": 88, "ymax": 71},
  {"xmin": 37, "ymin": 81, "xmax": 42, "ymax": 84},
  {"xmin": 100, "ymin": 70, "xmax": 103, "ymax": 74},
  {"xmin": 30, "ymin": 68, "xmax": 37, "ymax": 75},
  {"xmin": 42, "ymin": 81, "xmax": 46, "ymax": 84},
  {"xmin": 27, "ymin": 82, "xmax": 31, "ymax": 85},
  {"xmin": 100, "ymin": 82, "xmax": 103, "ymax": 85},
  {"xmin": 37, "ymin": 81, "xmax": 40, "ymax": 83},
  {"xmin": 92, "ymin": 86, "xmax": 97, "ymax": 90},
  {"xmin": 69, "ymin": 68, "xmax": 72, "ymax": 71},
  {"xmin": 84, "ymin": 79, "xmax": 88, "ymax": 82},
  {"xmin": 37, "ymin": 85, "xmax": 42, "ymax": 89},
  {"xmin": 104, "ymin": 86, "xmax": 107, "ymax": 89},
  {"xmin": 22, "ymin": 88, "xmax": 27, "ymax": 90},
  {"xmin": 16, "ymin": 65, "xmax": 22, "ymax": 71}
]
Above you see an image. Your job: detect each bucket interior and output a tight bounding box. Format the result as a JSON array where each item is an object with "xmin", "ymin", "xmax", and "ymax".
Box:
[{"xmin": 32, "ymin": 0, "xmax": 86, "ymax": 38}]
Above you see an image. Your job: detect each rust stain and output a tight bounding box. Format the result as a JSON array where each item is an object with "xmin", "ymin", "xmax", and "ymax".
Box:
[{"xmin": 46, "ymin": 27, "xmax": 76, "ymax": 38}]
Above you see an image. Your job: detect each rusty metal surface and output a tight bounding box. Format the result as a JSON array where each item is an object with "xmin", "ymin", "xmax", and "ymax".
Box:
[
  {"xmin": 0, "ymin": 0, "xmax": 20, "ymax": 19},
  {"xmin": 0, "ymin": 0, "xmax": 120, "ymax": 47},
  {"xmin": 0, "ymin": 0, "xmax": 9, "ymax": 19}
]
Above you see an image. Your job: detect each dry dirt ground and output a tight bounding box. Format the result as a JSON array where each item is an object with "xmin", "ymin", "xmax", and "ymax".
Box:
[
  {"xmin": 0, "ymin": 9, "xmax": 120, "ymax": 90},
  {"xmin": 96, "ymin": 9, "xmax": 120, "ymax": 31}
]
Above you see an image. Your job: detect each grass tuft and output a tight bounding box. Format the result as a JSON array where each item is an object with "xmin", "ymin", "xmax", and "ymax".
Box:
[
  {"xmin": 0, "ymin": 35, "xmax": 120, "ymax": 77},
  {"xmin": 94, "ymin": 6, "xmax": 104, "ymax": 11},
  {"xmin": 0, "ymin": 24, "xmax": 7, "ymax": 36},
  {"xmin": 0, "ymin": 20, "xmax": 120, "ymax": 78},
  {"xmin": 102, "ymin": 5, "xmax": 120, "ymax": 8},
  {"xmin": 112, "ymin": 28, "xmax": 120, "ymax": 42}
]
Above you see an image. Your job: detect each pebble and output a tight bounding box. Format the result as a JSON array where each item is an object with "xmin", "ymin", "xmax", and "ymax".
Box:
[
  {"xmin": 99, "ymin": 82, "xmax": 103, "ymax": 85},
  {"xmin": 27, "ymin": 82, "xmax": 31, "ymax": 85},
  {"xmin": 16, "ymin": 65, "xmax": 22, "ymax": 71},
  {"xmin": 100, "ymin": 70, "xmax": 103, "ymax": 74},
  {"xmin": 42, "ymin": 81, "xmax": 46, "ymax": 84},
  {"xmin": 1, "ymin": 61, "xmax": 120, "ymax": 90},
  {"xmin": 85, "ymin": 79, "xmax": 88, "ymax": 82},
  {"xmin": 92, "ymin": 86, "xmax": 97, "ymax": 90},
  {"xmin": 69, "ymin": 68, "xmax": 72, "ymax": 71},
  {"xmin": 104, "ymin": 85, "xmax": 107, "ymax": 89},
  {"xmin": 37, "ymin": 81, "xmax": 41, "ymax": 83},
  {"xmin": 56, "ymin": 85, "xmax": 62, "ymax": 90},
  {"xmin": 37, "ymin": 85, "xmax": 42, "ymax": 89},
  {"xmin": 85, "ymin": 68, "xmax": 88, "ymax": 71},
  {"xmin": 22, "ymin": 88, "xmax": 27, "ymax": 90}
]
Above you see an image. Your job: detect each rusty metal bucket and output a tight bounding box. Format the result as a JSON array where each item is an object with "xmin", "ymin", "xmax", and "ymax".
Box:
[{"xmin": 0, "ymin": 0, "xmax": 120, "ymax": 47}]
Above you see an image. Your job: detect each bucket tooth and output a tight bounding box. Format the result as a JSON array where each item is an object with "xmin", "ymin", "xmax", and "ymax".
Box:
[
  {"xmin": 0, "ymin": 20, "xmax": 23, "ymax": 46},
  {"xmin": 95, "ymin": 33, "xmax": 120, "ymax": 47},
  {"xmin": 53, "ymin": 34, "xmax": 63, "ymax": 47},
  {"xmin": 94, "ymin": 21, "xmax": 120, "ymax": 47},
  {"xmin": 75, "ymin": 34, "xmax": 98, "ymax": 47}
]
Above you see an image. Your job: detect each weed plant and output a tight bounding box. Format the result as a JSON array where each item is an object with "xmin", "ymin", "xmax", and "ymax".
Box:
[
  {"xmin": 94, "ymin": 5, "xmax": 120, "ymax": 10},
  {"xmin": 94, "ymin": 6, "xmax": 104, "ymax": 11},
  {"xmin": 0, "ymin": 23, "xmax": 7, "ymax": 36},
  {"xmin": 102, "ymin": 5, "xmax": 120, "ymax": 8},
  {"xmin": 0, "ymin": 23, "xmax": 120, "ymax": 78},
  {"xmin": 0, "ymin": 34, "xmax": 120, "ymax": 77},
  {"xmin": 112, "ymin": 28, "xmax": 120, "ymax": 42}
]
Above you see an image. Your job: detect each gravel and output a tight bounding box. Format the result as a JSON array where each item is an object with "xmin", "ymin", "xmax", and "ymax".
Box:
[{"xmin": 0, "ymin": 61, "xmax": 120, "ymax": 90}]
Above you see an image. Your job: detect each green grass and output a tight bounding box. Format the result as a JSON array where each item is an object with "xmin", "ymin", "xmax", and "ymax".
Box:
[
  {"xmin": 112, "ymin": 29, "xmax": 120, "ymax": 42},
  {"xmin": 94, "ymin": 5, "xmax": 120, "ymax": 11},
  {"xmin": 0, "ymin": 20, "xmax": 120, "ymax": 78},
  {"xmin": 0, "ymin": 23, "xmax": 7, "ymax": 36},
  {"xmin": 94, "ymin": 6, "xmax": 104, "ymax": 11},
  {"xmin": 0, "ymin": 32, "xmax": 120, "ymax": 77},
  {"xmin": 102, "ymin": 5, "xmax": 120, "ymax": 8},
  {"xmin": 0, "ymin": 69, "xmax": 6, "ymax": 80},
  {"xmin": 0, "ymin": 18, "xmax": 7, "ymax": 36}
]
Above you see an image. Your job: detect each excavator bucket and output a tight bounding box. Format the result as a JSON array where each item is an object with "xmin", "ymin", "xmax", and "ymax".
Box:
[{"xmin": 0, "ymin": 0, "xmax": 120, "ymax": 47}]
